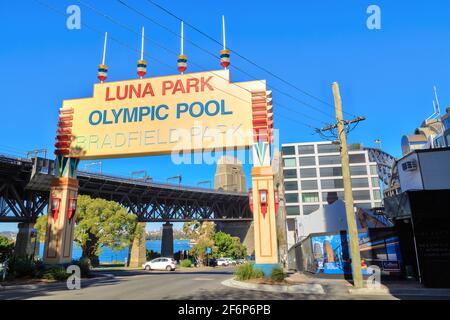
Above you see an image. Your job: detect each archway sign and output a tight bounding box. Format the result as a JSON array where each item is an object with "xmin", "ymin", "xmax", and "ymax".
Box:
[{"xmin": 44, "ymin": 69, "xmax": 278, "ymax": 275}]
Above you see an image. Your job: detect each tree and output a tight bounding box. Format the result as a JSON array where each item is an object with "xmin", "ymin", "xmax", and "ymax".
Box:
[
  {"xmin": 75, "ymin": 195, "xmax": 141, "ymax": 266},
  {"xmin": 0, "ymin": 235, "xmax": 14, "ymax": 262},
  {"xmin": 183, "ymin": 220, "xmax": 217, "ymax": 266},
  {"xmin": 35, "ymin": 196, "xmax": 141, "ymax": 267},
  {"xmin": 213, "ymin": 232, "xmax": 247, "ymax": 259}
]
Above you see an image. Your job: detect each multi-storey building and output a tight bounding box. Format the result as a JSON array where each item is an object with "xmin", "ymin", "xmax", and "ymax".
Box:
[{"xmin": 281, "ymin": 141, "xmax": 383, "ymax": 245}]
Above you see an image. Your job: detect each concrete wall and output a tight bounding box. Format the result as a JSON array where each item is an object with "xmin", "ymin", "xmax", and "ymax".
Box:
[{"xmin": 215, "ymin": 221, "xmax": 254, "ymax": 256}]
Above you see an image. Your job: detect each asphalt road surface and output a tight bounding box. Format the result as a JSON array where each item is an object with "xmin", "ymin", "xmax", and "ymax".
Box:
[{"xmin": 0, "ymin": 268, "xmax": 447, "ymax": 300}]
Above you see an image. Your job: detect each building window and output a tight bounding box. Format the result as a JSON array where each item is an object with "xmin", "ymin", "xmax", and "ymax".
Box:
[
  {"xmin": 353, "ymin": 190, "xmax": 371, "ymax": 201},
  {"xmin": 373, "ymin": 190, "xmax": 382, "ymax": 200},
  {"xmin": 287, "ymin": 219, "xmax": 296, "ymax": 231},
  {"xmin": 283, "ymin": 169, "xmax": 297, "ymax": 179},
  {"xmin": 300, "ymin": 168, "xmax": 317, "ymax": 178},
  {"xmin": 283, "ymin": 158, "xmax": 297, "ymax": 168},
  {"xmin": 349, "ymin": 153, "xmax": 366, "ymax": 164},
  {"xmin": 372, "ymin": 177, "xmax": 380, "ymax": 188},
  {"xmin": 301, "ymin": 180, "xmax": 318, "ymax": 190},
  {"xmin": 350, "ymin": 166, "xmax": 367, "ymax": 176},
  {"xmin": 319, "ymin": 167, "xmax": 342, "ymax": 177},
  {"xmin": 298, "ymin": 156, "xmax": 316, "ymax": 167},
  {"xmin": 302, "ymin": 192, "xmax": 319, "ymax": 203},
  {"xmin": 370, "ymin": 165, "xmax": 378, "ymax": 175},
  {"xmin": 285, "ymin": 193, "xmax": 299, "ymax": 203},
  {"xmin": 286, "ymin": 206, "xmax": 300, "ymax": 216},
  {"xmin": 303, "ymin": 205, "xmax": 320, "ymax": 215},
  {"xmin": 317, "ymin": 143, "xmax": 341, "ymax": 154},
  {"xmin": 284, "ymin": 181, "xmax": 298, "ymax": 191},
  {"xmin": 351, "ymin": 178, "xmax": 369, "ymax": 188},
  {"xmin": 322, "ymin": 191, "xmax": 344, "ymax": 203},
  {"xmin": 282, "ymin": 146, "xmax": 295, "ymax": 156},
  {"xmin": 297, "ymin": 145, "xmax": 315, "ymax": 155},
  {"xmin": 321, "ymin": 179, "xmax": 344, "ymax": 189},
  {"xmin": 319, "ymin": 155, "xmax": 341, "ymax": 165}
]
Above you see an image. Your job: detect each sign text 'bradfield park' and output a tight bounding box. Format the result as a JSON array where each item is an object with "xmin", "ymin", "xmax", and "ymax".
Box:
[{"xmin": 62, "ymin": 70, "xmax": 266, "ymax": 159}]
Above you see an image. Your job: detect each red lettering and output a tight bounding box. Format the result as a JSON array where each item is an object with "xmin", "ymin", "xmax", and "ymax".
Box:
[
  {"xmin": 116, "ymin": 85, "xmax": 128, "ymax": 100},
  {"xmin": 129, "ymin": 84, "xmax": 141, "ymax": 99},
  {"xmin": 105, "ymin": 87, "xmax": 115, "ymax": 101},
  {"xmin": 201, "ymin": 76, "xmax": 214, "ymax": 92},
  {"xmin": 142, "ymin": 83, "xmax": 155, "ymax": 98},
  {"xmin": 162, "ymin": 81, "xmax": 174, "ymax": 95},
  {"xmin": 186, "ymin": 78, "xmax": 199, "ymax": 93},
  {"xmin": 172, "ymin": 80, "xmax": 186, "ymax": 95}
]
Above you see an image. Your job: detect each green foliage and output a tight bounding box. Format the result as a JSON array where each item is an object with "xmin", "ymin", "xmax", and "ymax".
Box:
[
  {"xmin": 234, "ymin": 263, "xmax": 264, "ymax": 281},
  {"xmin": 72, "ymin": 257, "xmax": 91, "ymax": 278},
  {"xmin": 270, "ymin": 267, "xmax": 286, "ymax": 282},
  {"xmin": 43, "ymin": 266, "xmax": 69, "ymax": 281},
  {"xmin": 183, "ymin": 220, "xmax": 217, "ymax": 266},
  {"xmin": 74, "ymin": 195, "xmax": 140, "ymax": 266},
  {"xmin": 35, "ymin": 196, "xmax": 140, "ymax": 267},
  {"xmin": 0, "ymin": 235, "xmax": 14, "ymax": 263},
  {"xmin": 7, "ymin": 257, "xmax": 46, "ymax": 278},
  {"xmin": 35, "ymin": 215, "xmax": 48, "ymax": 242},
  {"xmin": 180, "ymin": 259, "xmax": 192, "ymax": 268},
  {"xmin": 146, "ymin": 250, "xmax": 160, "ymax": 261},
  {"xmin": 213, "ymin": 232, "xmax": 247, "ymax": 259}
]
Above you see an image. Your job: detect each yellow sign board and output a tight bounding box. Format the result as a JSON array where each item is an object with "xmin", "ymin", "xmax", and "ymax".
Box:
[{"xmin": 62, "ymin": 70, "xmax": 266, "ymax": 159}]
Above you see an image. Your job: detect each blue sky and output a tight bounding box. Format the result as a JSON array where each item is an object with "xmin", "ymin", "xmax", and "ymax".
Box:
[{"xmin": 1, "ymin": 0, "xmax": 450, "ymax": 232}]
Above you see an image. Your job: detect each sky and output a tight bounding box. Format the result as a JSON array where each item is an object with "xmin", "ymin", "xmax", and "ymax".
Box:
[{"xmin": 1, "ymin": 0, "xmax": 450, "ymax": 232}]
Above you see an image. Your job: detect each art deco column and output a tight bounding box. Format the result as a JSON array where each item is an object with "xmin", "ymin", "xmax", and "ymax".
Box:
[{"xmin": 43, "ymin": 156, "xmax": 79, "ymax": 265}]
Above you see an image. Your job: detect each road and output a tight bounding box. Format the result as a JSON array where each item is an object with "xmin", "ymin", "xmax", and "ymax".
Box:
[{"xmin": 0, "ymin": 268, "xmax": 448, "ymax": 300}]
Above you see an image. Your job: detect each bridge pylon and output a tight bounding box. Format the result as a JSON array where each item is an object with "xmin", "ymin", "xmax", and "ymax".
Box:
[{"xmin": 43, "ymin": 156, "xmax": 79, "ymax": 265}]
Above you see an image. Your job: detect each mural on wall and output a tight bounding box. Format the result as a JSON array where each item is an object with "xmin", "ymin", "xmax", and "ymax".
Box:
[{"xmin": 308, "ymin": 229, "xmax": 402, "ymax": 275}]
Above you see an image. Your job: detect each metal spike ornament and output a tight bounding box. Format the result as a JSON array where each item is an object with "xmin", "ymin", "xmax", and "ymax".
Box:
[
  {"xmin": 220, "ymin": 15, "xmax": 230, "ymax": 69},
  {"xmin": 98, "ymin": 32, "xmax": 108, "ymax": 83},
  {"xmin": 178, "ymin": 21, "xmax": 187, "ymax": 74},
  {"xmin": 137, "ymin": 27, "xmax": 147, "ymax": 78}
]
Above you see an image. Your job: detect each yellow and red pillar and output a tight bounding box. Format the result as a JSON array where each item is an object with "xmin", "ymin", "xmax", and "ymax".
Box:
[
  {"xmin": 43, "ymin": 156, "xmax": 79, "ymax": 265},
  {"xmin": 250, "ymin": 90, "xmax": 279, "ymax": 276}
]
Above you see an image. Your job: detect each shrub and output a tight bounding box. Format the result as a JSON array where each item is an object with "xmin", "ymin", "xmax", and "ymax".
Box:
[
  {"xmin": 43, "ymin": 266, "xmax": 69, "ymax": 281},
  {"xmin": 72, "ymin": 257, "xmax": 91, "ymax": 278},
  {"xmin": 8, "ymin": 257, "xmax": 37, "ymax": 278},
  {"xmin": 270, "ymin": 267, "xmax": 286, "ymax": 282},
  {"xmin": 180, "ymin": 259, "xmax": 192, "ymax": 268},
  {"xmin": 253, "ymin": 268, "xmax": 265, "ymax": 279},
  {"xmin": 235, "ymin": 263, "xmax": 259, "ymax": 281}
]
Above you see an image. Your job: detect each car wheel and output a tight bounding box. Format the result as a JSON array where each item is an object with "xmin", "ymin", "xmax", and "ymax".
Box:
[
  {"xmin": 166, "ymin": 265, "xmax": 173, "ymax": 271},
  {"xmin": 145, "ymin": 265, "xmax": 151, "ymax": 271}
]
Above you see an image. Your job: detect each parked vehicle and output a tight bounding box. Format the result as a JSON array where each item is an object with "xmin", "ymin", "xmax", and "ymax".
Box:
[
  {"xmin": 224, "ymin": 258, "xmax": 237, "ymax": 265},
  {"xmin": 142, "ymin": 257, "xmax": 176, "ymax": 271},
  {"xmin": 216, "ymin": 258, "xmax": 229, "ymax": 266},
  {"xmin": 236, "ymin": 259, "xmax": 246, "ymax": 265}
]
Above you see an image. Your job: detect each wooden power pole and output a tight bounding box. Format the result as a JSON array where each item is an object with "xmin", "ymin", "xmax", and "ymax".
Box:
[
  {"xmin": 332, "ymin": 82, "xmax": 363, "ymax": 288},
  {"xmin": 317, "ymin": 82, "xmax": 365, "ymax": 288}
]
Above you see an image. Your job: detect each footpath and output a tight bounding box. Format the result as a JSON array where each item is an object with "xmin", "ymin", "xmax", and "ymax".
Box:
[{"xmin": 223, "ymin": 272, "xmax": 450, "ymax": 298}]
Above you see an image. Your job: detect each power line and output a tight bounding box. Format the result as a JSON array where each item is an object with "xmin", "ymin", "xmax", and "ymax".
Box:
[
  {"xmin": 144, "ymin": 0, "xmax": 357, "ymax": 118},
  {"xmin": 75, "ymin": 0, "xmax": 326, "ymax": 127},
  {"xmin": 34, "ymin": 0, "xmax": 318, "ymax": 131},
  {"xmin": 114, "ymin": 0, "xmax": 333, "ymax": 121}
]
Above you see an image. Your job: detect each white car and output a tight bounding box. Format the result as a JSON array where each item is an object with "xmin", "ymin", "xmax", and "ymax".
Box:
[
  {"xmin": 216, "ymin": 258, "xmax": 229, "ymax": 266},
  {"xmin": 142, "ymin": 257, "xmax": 177, "ymax": 271},
  {"xmin": 224, "ymin": 258, "xmax": 237, "ymax": 265}
]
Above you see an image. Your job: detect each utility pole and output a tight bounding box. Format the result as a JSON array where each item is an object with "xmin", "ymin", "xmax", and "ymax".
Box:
[{"xmin": 317, "ymin": 82, "xmax": 365, "ymax": 289}]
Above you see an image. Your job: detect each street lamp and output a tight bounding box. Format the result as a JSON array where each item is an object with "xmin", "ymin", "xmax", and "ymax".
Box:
[
  {"xmin": 197, "ymin": 180, "xmax": 212, "ymax": 189},
  {"xmin": 84, "ymin": 161, "xmax": 102, "ymax": 175},
  {"xmin": 167, "ymin": 175, "xmax": 182, "ymax": 186},
  {"xmin": 374, "ymin": 139, "xmax": 382, "ymax": 150}
]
